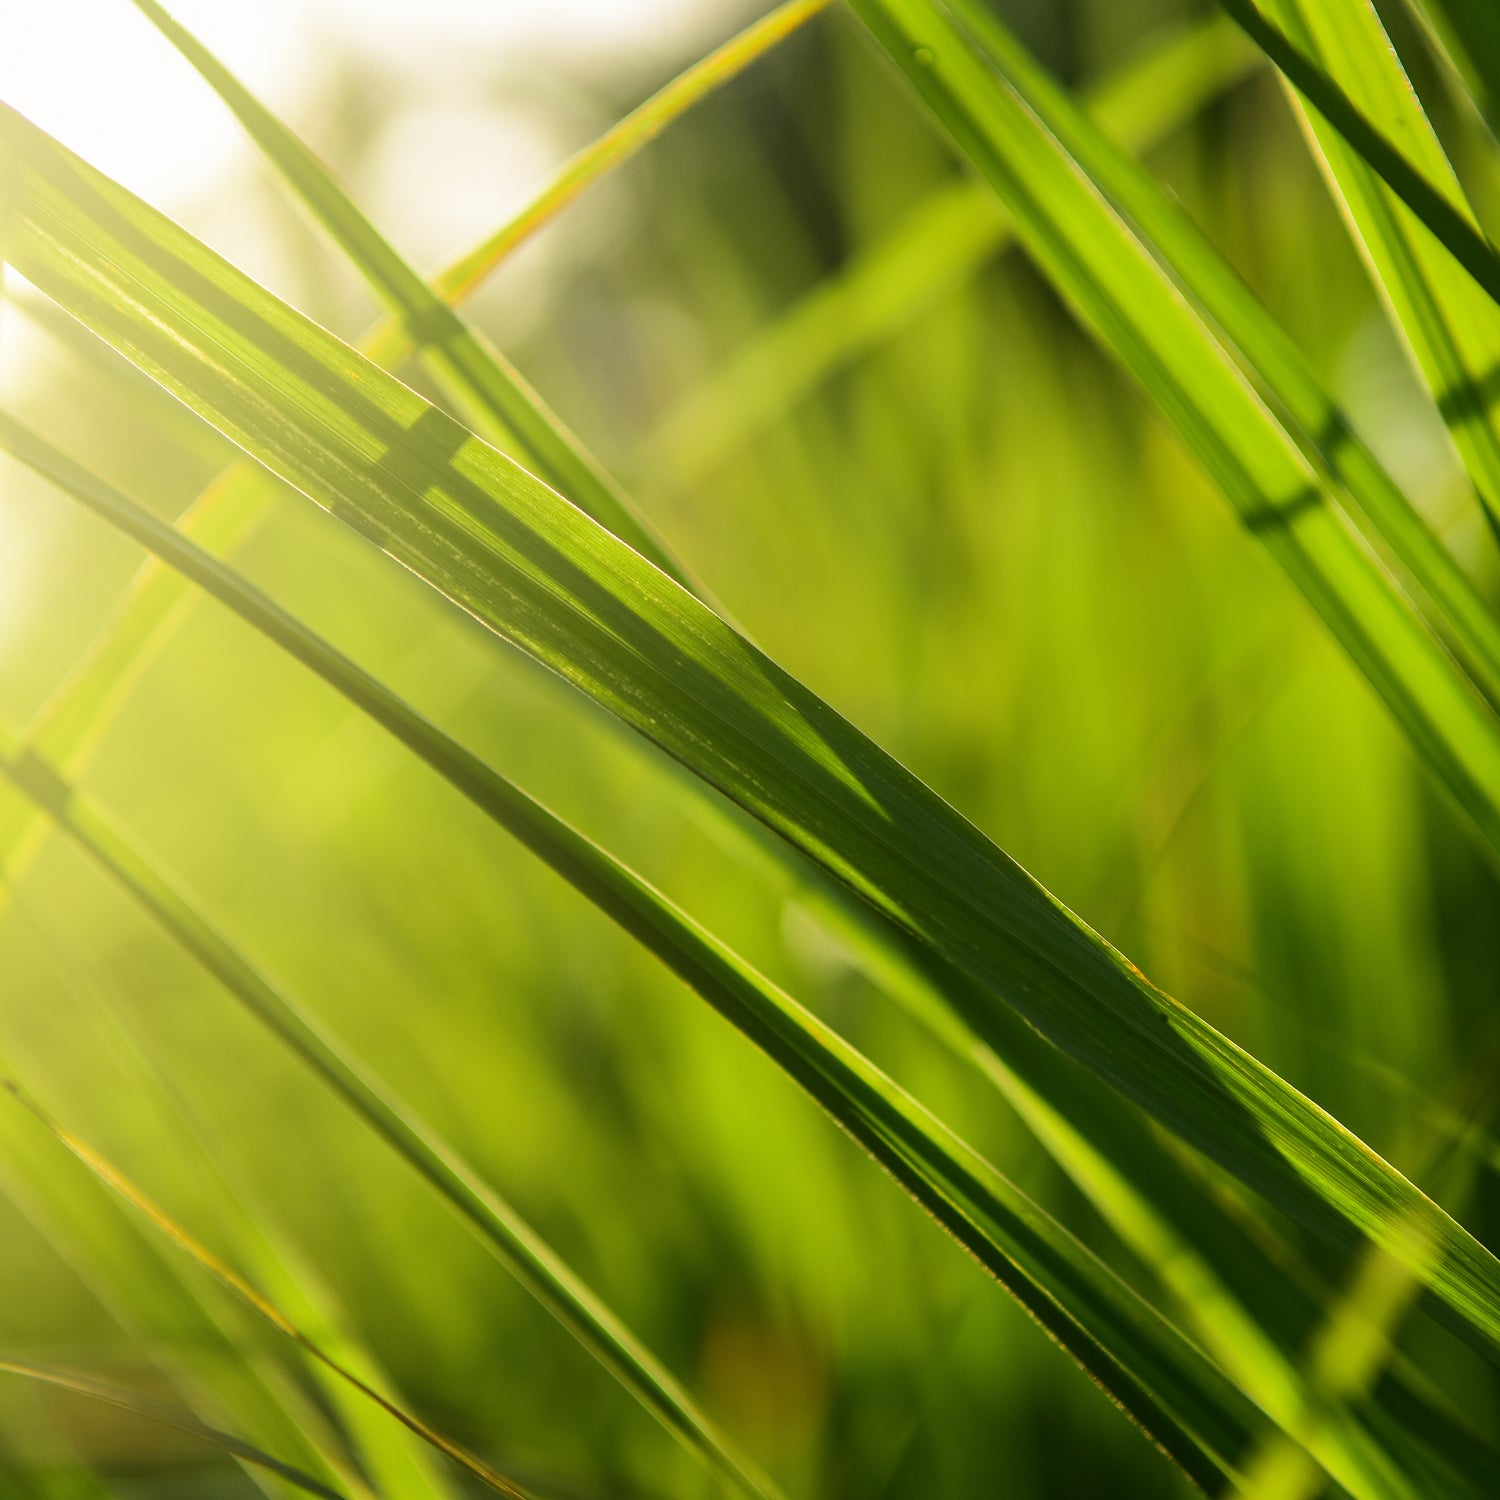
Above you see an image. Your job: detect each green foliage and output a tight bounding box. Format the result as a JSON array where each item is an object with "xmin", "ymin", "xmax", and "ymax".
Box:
[{"xmin": 4, "ymin": 0, "xmax": 1500, "ymax": 1495}]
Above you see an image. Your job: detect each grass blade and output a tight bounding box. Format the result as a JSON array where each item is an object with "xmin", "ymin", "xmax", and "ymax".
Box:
[
  {"xmin": 5, "ymin": 1086, "xmax": 532, "ymax": 1500},
  {"xmin": 0, "ymin": 1359, "xmax": 348, "ymax": 1500},
  {"xmin": 0, "ymin": 37, "xmax": 1424, "ymax": 1485},
  {"xmin": 0, "ymin": 1050, "xmax": 369, "ymax": 1497},
  {"xmin": 861, "ymin": 0, "xmax": 1500, "ymax": 724},
  {"xmin": 7, "ymin": 409, "xmax": 1490, "ymax": 1495},
  {"xmin": 0, "ymin": 785, "xmax": 775, "ymax": 1493},
  {"xmin": 0, "ymin": 0, "xmax": 835, "ymax": 868},
  {"xmin": 8, "ymin": 100, "xmax": 1500, "ymax": 1376},
  {"xmin": 649, "ymin": 15, "xmax": 1263, "ymax": 482},
  {"xmin": 1215, "ymin": 0, "xmax": 1500, "ymax": 311},
  {"xmin": 377, "ymin": 0, "xmax": 835, "ymax": 333},
  {"xmin": 12, "ymin": 32, "xmax": 1448, "ymax": 1486},
  {"xmin": 0, "ymin": 732, "xmax": 1283, "ymax": 1493},
  {"xmin": 0, "ymin": 414, "xmax": 1285, "ymax": 1490},
  {"xmin": 1, "ymin": 896, "xmax": 462, "ymax": 1500},
  {"xmin": 1250, "ymin": 0, "xmax": 1500, "ymax": 539},
  {"xmin": 130, "ymin": 0, "xmax": 699, "ymax": 594}
]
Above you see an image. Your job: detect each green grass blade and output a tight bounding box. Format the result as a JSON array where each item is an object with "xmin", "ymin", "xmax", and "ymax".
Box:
[
  {"xmin": 379, "ymin": 0, "xmax": 835, "ymax": 336},
  {"xmin": 7, "ymin": 1087, "xmax": 532, "ymax": 1500},
  {"xmin": 0, "ymin": 792, "xmax": 774, "ymax": 1490},
  {"xmin": 771, "ymin": 860, "xmax": 1496, "ymax": 1498},
  {"xmin": 128, "ymin": 0, "xmax": 690, "ymax": 592},
  {"xmin": 1, "ymin": 0, "xmax": 837, "ymax": 867},
  {"xmin": 0, "ymin": 38, "xmax": 1419, "ymax": 1488},
  {"xmin": 0, "ymin": 0, "xmax": 831, "ymax": 871},
  {"xmin": 1252, "ymin": 0, "xmax": 1500, "ymax": 539},
  {"xmin": 14, "ymin": 33, "xmax": 1449, "ymax": 1484},
  {"xmin": 649, "ymin": 15, "xmax": 1263, "ymax": 483},
  {"xmin": 1215, "ymin": 0, "xmax": 1500, "ymax": 309},
  {"xmin": 0, "ymin": 731, "xmax": 1282, "ymax": 1493},
  {"xmin": 9, "ymin": 402, "xmax": 1492, "ymax": 1497},
  {"xmin": 0, "ymin": 412, "xmax": 1289, "ymax": 1490},
  {"xmin": 9, "ymin": 111, "xmax": 1500, "ymax": 1380},
  {"xmin": 0, "ymin": 1360, "xmax": 348, "ymax": 1500},
  {"xmin": 3, "ymin": 899, "xmax": 462, "ymax": 1500},
  {"xmin": 859, "ymin": 0, "xmax": 1500, "ymax": 724},
  {"xmin": 0, "ymin": 1092, "xmax": 364, "ymax": 1500}
]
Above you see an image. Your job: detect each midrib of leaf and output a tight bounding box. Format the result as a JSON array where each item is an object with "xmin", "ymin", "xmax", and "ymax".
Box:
[
  {"xmin": 8, "ymin": 110, "xmax": 1500, "ymax": 1394},
  {"xmin": 1258, "ymin": 0, "xmax": 1500, "ymax": 543}
]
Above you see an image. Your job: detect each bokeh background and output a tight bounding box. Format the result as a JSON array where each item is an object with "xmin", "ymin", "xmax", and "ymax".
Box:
[{"xmin": 2, "ymin": 0, "xmax": 1499, "ymax": 1495}]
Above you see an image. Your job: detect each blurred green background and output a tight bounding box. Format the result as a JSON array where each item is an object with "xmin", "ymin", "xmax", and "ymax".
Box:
[{"xmin": 2, "ymin": 0, "xmax": 1499, "ymax": 1494}]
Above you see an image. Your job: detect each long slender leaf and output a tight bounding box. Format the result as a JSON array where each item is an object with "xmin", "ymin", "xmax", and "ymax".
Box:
[
  {"xmin": 130, "ymin": 0, "xmax": 692, "ymax": 594},
  {"xmin": 862, "ymin": 0, "xmax": 1500, "ymax": 731},
  {"xmin": 0, "ymin": 1359, "xmax": 348, "ymax": 1500},
  {"xmin": 0, "ymin": 32, "xmax": 1428, "ymax": 1491},
  {"xmin": 0, "ymin": 1053, "xmax": 368, "ymax": 1498},
  {"xmin": 1252, "ymin": 0, "xmax": 1500, "ymax": 539},
  {"xmin": 369, "ymin": 0, "xmax": 835, "ymax": 348},
  {"xmin": 0, "ymin": 0, "xmax": 833, "ymax": 844},
  {"xmin": 2, "ymin": 898, "xmax": 461, "ymax": 1500},
  {"xmin": 6, "ymin": 1086, "xmax": 532, "ymax": 1500},
  {"xmin": 9, "ymin": 397, "xmax": 1495, "ymax": 1498},
  {"xmin": 7, "ymin": 104, "xmax": 1500, "ymax": 1398},
  {"xmin": 0, "ymin": 723, "xmax": 1286, "ymax": 1491},
  {"xmin": 10, "ymin": 24, "xmax": 1433, "ymax": 1487},
  {"xmin": 0, "ymin": 417, "xmax": 1279, "ymax": 1492},
  {"xmin": 649, "ymin": 16, "xmax": 1263, "ymax": 482},
  {"xmin": 0, "ymin": 757, "xmax": 773, "ymax": 1492},
  {"xmin": 1214, "ymin": 0, "xmax": 1500, "ymax": 310}
]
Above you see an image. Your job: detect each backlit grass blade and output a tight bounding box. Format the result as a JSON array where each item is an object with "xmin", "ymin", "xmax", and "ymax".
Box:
[
  {"xmin": 0, "ymin": 1049, "xmax": 369, "ymax": 1498},
  {"xmin": 1403, "ymin": 1, "xmax": 1500, "ymax": 128},
  {"xmin": 0, "ymin": 416, "xmax": 1288, "ymax": 1492},
  {"xmin": 12, "ymin": 403, "xmax": 1494, "ymax": 1497},
  {"xmin": 371, "ymin": 0, "xmax": 835, "ymax": 353},
  {"xmin": 0, "ymin": 732, "xmax": 1284, "ymax": 1494},
  {"xmin": 769, "ymin": 851, "xmax": 1498, "ymax": 1498},
  {"xmin": 1251, "ymin": 0, "xmax": 1500, "ymax": 538},
  {"xmin": 850, "ymin": 0, "xmax": 1500, "ymax": 723},
  {"xmin": 128, "ymin": 0, "xmax": 689, "ymax": 591},
  {"xmin": 0, "ymin": 0, "xmax": 836, "ymax": 870},
  {"xmin": 9, "ymin": 112, "xmax": 1500, "ymax": 1379},
  {"xmin": 0, "ymin": 789, "xmax": 774, "ymax": 1491},
  {"xmin": 1214, "ymin": 0, "xmax": 1500, "ymax": 310},
  {"xmin": 6, "ymin": 1086, "xmax": 531, "ymax": 1500},
  {"xmin": 650, "ymin": 15, "xmax": 1262, "ymax": 482},
  {"xmin": 0, "ymin": 32, "xmax": 1430, "ymax": 1486},
  {"xmin": 3, "ymin": 28, "xmax": 1417, "ymax": 1482},
  {"xmin": 3, "ymin": 900, "xmax": 460, "ymax": 1500},
  {"xmin": 0, "ymin": 1359, "xmax": 348, "ymax": 1500}
]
